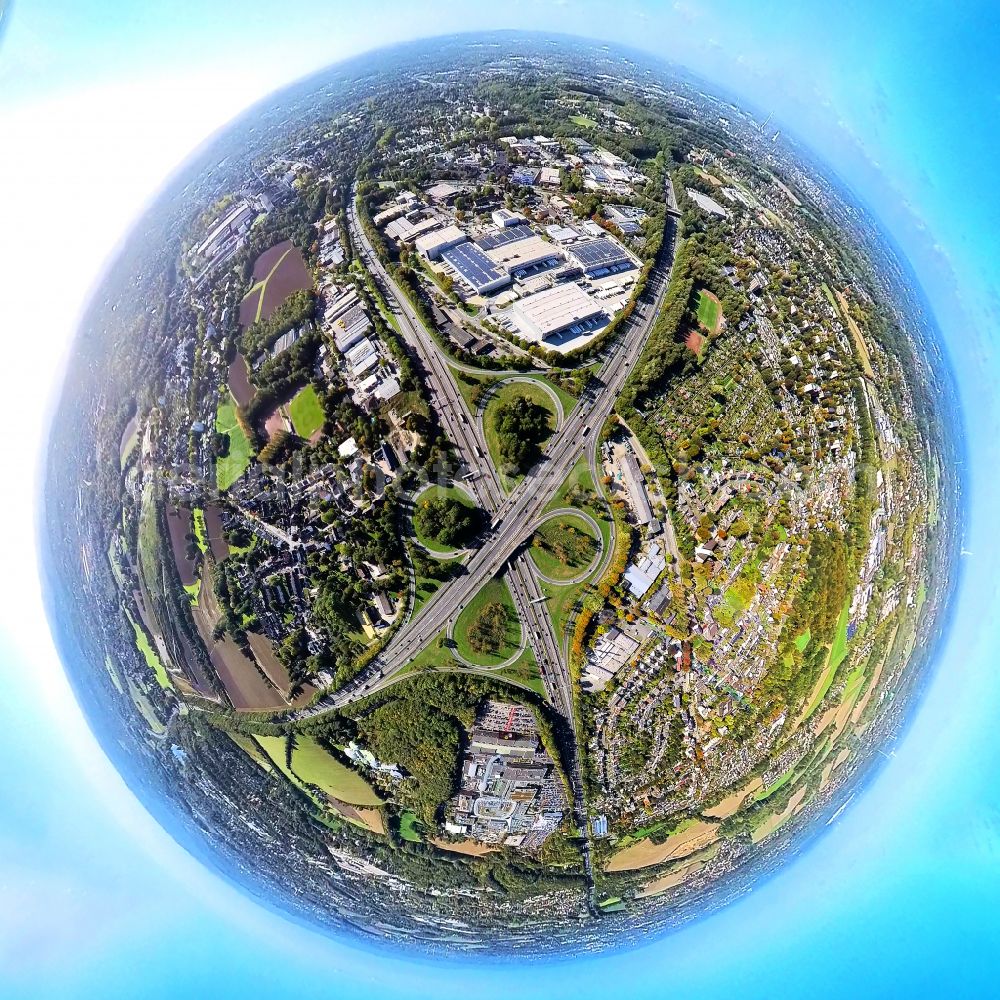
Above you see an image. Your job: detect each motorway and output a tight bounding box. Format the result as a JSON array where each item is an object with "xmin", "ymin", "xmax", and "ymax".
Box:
[{"xmin": 345, "ymin": 194, "xmax": 574, "ymax": 713}]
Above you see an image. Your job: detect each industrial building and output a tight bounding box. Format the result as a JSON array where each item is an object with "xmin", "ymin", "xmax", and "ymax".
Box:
[
  {"xmin": 686, "ymin": 187, "xmax": 730, "ymax": 218},
  {"xmin": 415, "ymin": 224, "xmax": 468, "ymax": 261},
  {"xmin": 511, "ymin": 282, "xmax": 607, "ymax": 344},
  {"xmin": 491, "ymin": 208, "xmax": 525, "ymax": 228},
  {"xmin": 621, "ymin": 451, "xmax": 654, "ymax": 525},
  {"xmin": 442, "ymin": 242, "xmax": 512, "ymax": 296},
  {"xmin": 475, "ymin": 223, "xmax": 534, "ymax": 252},
  {"xmin": 445, "ymin": 701, "xmax": 566, "ymax": 850},
  {"xmin": 485, "ymin": 234, "xmax": 564, "ymax": 280}
]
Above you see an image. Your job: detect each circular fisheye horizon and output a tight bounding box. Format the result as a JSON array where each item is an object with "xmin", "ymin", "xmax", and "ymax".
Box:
[{"xmin": 41, "ymin": 32, "xmax": 961, "ymax": 957}]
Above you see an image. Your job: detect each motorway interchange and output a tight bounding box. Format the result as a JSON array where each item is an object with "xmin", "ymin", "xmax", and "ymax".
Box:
[{"xmin": 291, "ymin": 186, "xmax": 682, "ymax": 874}]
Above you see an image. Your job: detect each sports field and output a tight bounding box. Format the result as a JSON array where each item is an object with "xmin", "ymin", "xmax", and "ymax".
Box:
[
  {"xmin": 569, "ymin": 114, "xmax": 598, "ymax": 128},
  {"xmin": 696, "ymin": 288, "xmax": 723, "ymax": 334},
  {"xmin": 288, "ymin": 384, "xmax": 325, "ymax": 439},
  {"xmin": 215, "ymin": 396, "xmax": 252, "ymax": 491}
]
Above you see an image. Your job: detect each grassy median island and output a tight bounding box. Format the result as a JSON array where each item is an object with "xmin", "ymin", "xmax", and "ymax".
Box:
[
  {"xmin": 530, "ymin": 513, "xmax": 599, "ymax": 581},
  {"xmin": 412, "ymin": 484, "xmax": 480, "ymax": 553},
  {"xmin": 483, "ymin": 383, "xmax": 557, "ymax": 489},
  {"xmin": 453, "ymin": 577, "xmax": 522, "ymax": 666}
]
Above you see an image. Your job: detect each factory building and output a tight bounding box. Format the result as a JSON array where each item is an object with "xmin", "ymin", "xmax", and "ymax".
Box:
[
  {"xmin": 511, "ymin": 282, "xmax": 607, "ymax": 344},
  {"xmin": 485, "ymin": 235, "xmax": 564, "ymax": 280},
  {"xmin": 475, "ymin": 223, "xmax": 534, "ymax": 252},
  {"xmin": 442, "ymin": 242, "xmax": 512, "ymax": 296},
  {"xmin": 491, "ymin": 208, "xmax": 525, "ymax": 228},
  {"xmin": 415, "ymin": 224, "xmax": 468, "ymax": 261},
  {"xmin": 569, "ymin": 236, "xmax": 637, "ymax": 278}
]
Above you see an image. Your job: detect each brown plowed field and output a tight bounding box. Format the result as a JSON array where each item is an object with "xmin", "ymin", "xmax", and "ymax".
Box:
[
  {"xmin": 238, "ymin": 241, "xmax": 311, "ymax": 328},
  {"xmin": 166, "ymin": 506, "xmax": 198, "ymax": 587}
]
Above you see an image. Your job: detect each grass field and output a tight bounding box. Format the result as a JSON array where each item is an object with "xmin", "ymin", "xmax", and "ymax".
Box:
[
  {"xmin": 412, "ymin": 484, "xmax": 477, "ymax": 554},
  {"xmin": 288, "ymin": 384, "xmax": 325, "ymax": 439},
  {"xmin": 569, "ymin": 114, "xmax": 598, "ymax": 128},
  {"xmin": 530, "ymin": 513, "xmax": 599, "ymax": 581},
  {"xmin": 453, "ymin": 576, "xmax": 522, "ymax": 666},
  {"xmin": 412, "ymin": 553, "xmax": 463, "ymax": 616},
  {"xmin": 539, "ymin": 457, "xmax": 613, "ymax": 640},
  {"xmin": 254, "ymin": 734, "xmax": 382, "ymax": 806},
  {"xmin": 696, "ymin": 288, "xmax": 723, "ymax": 334},
  {"xmin": 399, "ymin": 810, "xmax": 424, "ymax": 843},
  {"xmin": 215, "ymin": 395, "xmax": 252, "ymax": 491},
  {"xmin": 754, "ymin": 766, "xmax": 797, "ymax": 802},
  {"xmin": 495, "ymin": 646, "xmax": 545, "ymax": 697},
  {"xmin": 829, "ymin": 600, "xmax": 851, "ymax": 670},
  {"xmin": 483, "ymin": 382, "xmax": 557, "ymax": 490},
  {"xmin": 124, "ymin": 610, "xmax": 171, "ymax": 690},
  {"xmin": 800, "ymin": 599, "xmax": 852, "ymax": 721},
  {"xmin": 291, "ymin": 737, "xmax": 383, "ymax": 806}
]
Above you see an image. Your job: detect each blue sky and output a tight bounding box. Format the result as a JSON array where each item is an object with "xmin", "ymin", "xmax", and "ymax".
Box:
[{"xmin": 2, "ymin": 2, "xmax": 1000, "ymax": 996}]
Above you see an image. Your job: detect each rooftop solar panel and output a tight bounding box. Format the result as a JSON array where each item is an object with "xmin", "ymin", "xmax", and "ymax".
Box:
[
  {"xmin": 475, "ymin": 224, "xmax": 534, "ymax": 252},
  {"xmin": 571, "ymin": 238, "xmax": 629, "ymax": 268}
]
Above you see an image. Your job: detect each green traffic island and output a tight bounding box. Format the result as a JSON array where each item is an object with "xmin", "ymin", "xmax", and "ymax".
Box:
[
  {"xmin": 450, "ymin": 577, "xmax": 525, "ymax": 668},
  {"xmin": 529, "ymin": 511, "xmax": 603, "ymax": 584},
  {"xmin": 410, "ymin": 483, "xmax": 482, "ymax": 556},
  {"xmin": 482, "ymin": 382, "xmax": 559, "ymax": 491}
]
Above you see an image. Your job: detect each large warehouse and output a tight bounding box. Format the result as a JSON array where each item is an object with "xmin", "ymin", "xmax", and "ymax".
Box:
[
  {"xmin": 511, "ymin": 282, "xmax": 608, "ymax": 344},
  {"xmin": 442, "ymin": 242, "xmax": 512, "ymax": 295},
  {"xmin": 486, "ymin": 235, "xmax": 565, "ymax": 280},
  {"xmin": 476, "ymin": 223, "xmax": 534, "ymax": 252},
  {"xmin": 569, "ymin": 236, "xmax": 637, "ymax": 278}
]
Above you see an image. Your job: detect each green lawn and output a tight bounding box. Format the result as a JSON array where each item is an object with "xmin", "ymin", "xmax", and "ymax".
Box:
[
  {"xmin": 399, "ymin": 810, "xmax": 425, "ymax": 843},
  {"xmin": 288, "ymin": 384, "xmax": 325, "ymax": 439},
  {"xmin": 395, "ymin": 630, "xmax": 543, "ymax": 696},
  {"xmin": 801, "ymin": 600, "xmax": 852, "ymax": 721},
  {"xmin": 291, "ymin": 737, "xmax": 383, "ymax": 806},
  {"xmin": 696, "ymin": 289, "xmax": 722, "ymax": 333},
  {"xmin": 537, "ymin": 457, "xmax": 613, "ymax": 641},
  {"xmin": 124, "ymin": 610, "xmax": 171, "ymax": 690},
  {"xmin": 530, "ymin": 512, "xmax": 599, "ymax": 581},
  {"xmin": 754, "ymin": 766, "xmax": 797, "ymax": 802},
  {"xmin": 569, "ymin": 114, "xmax": 598, "ymax": 128},
  {"xmin": 829, "ymin": 599, "xmax": 851, "ymax": 671},
  {"xmin": 495, "ymin": 646, "xmax": 546, "ymax": 697},
  {"xmin": 794, "ymin": 629, "xmax": 811, "ymax": 652},
  {"xmin": 483, "ymin": 382, "xmax": 557, "ymax": 491},
  {"xmin": 412, "ymin": 553, "xmax": 464, "ymax": 617},
  {"xmin": 412, "ymin": 484, "xmax": 477, "ymax": 554},
  {"xmin": 215, "ymin": 395, "xmax": 252, "ymax": 491},
  {"xmin": 453, "ymin": 576, "xmax": 522, "ymax": 666},
  {"xmin": 254, "ymin": 734, "xmax": 383, "ymax": 806}
]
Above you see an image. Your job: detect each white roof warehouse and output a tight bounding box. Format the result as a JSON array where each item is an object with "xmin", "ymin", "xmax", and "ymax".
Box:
[{"xmin": 511, "ymin": 282, "xmax": 607, "ymax": 343}]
